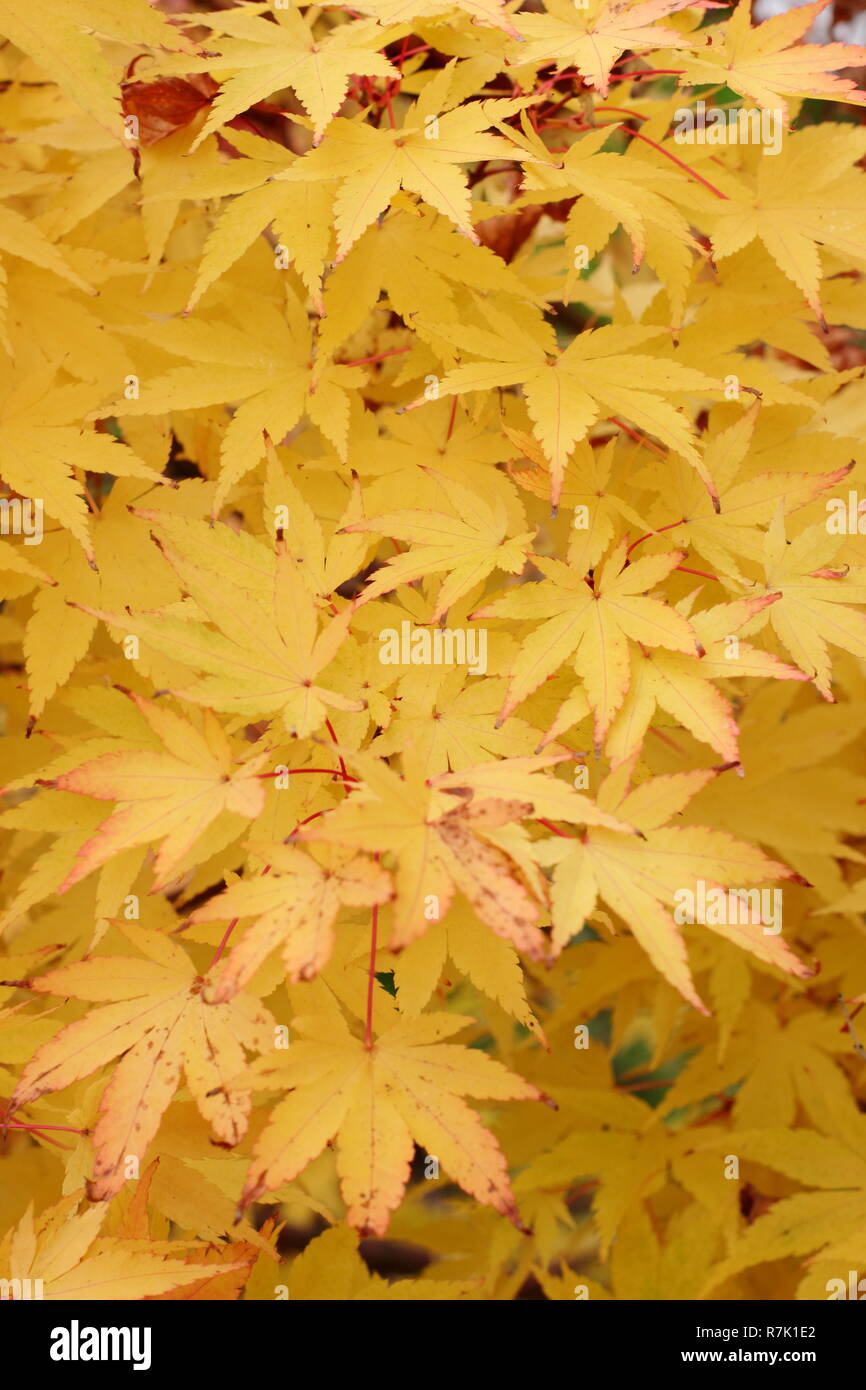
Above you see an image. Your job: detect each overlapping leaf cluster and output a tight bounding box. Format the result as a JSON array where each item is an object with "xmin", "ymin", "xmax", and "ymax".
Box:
[{"xmin": 1, "ymin": 0, "xmax": 866, "ymax": 1301}]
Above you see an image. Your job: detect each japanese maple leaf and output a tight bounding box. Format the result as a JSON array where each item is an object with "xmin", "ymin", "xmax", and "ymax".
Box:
[
  {"xmin": 367, "ymin": 394, "xmax": 518, "ymax": 474},
  {"xmin": 318, "ymin": 203, "xmax": 533, "ymax": 359},
  {"xmin": 679, "ymin": 0, "xmax": 866, "ymax": 119},
  {"xmin": 415, "ymin": 313, "xmax": 719, "ymax": 506},
  {"xmin": 127, "ymin": 502, "xmax": 276, "ymax": 608},
  {"xmin": 605, "ymin": 593, "xmax": 808, "ymax": 767},
  {"xmin": 512, "ymin": 0, "xmax": 703, "ymax": 97},
  {"xmin": 824, "ymin": 876, "xmax": 866, "ymax": 919},
  {"xmin": 182, "ymin": 169, "xmax": 529, "ymax": 332},
  {"xmin": 706, "ymin": 124, "xmax": 866, "ymax": 322},
  {"xmin": 8, "ymin": 925, "xmax": 275, "ymax": 1201},
  {"xmin": 537, "ymin": 1201, "xmax": 718, "ymax": 1302},
  {"xmin": 517, "ymin": 122, "xmax": 700, "ymax": 274},
  {"xmin": 121, "ymin": 74, "xmax": 216, "ymax": 149},
  {"xmin": 87, "ymin": 548, "xmax": 363, "ymax": 740},
  {"xmin": 296, "ymin": 748, "xmax": 630, "ymax": 957},
  {"xmin": 389, "ymin": 895, "xmax": 542, "ymax": 1032},
  {"xmin": 0, "ymin": 364, "xmax": 162, "ymax": 563},
  {"xmin": 658, "ymin": 404, "xmax": 855, "ymax": 584},
  {"xmin": 135, "ymin": 115, "xmax": 245, "ymax": 279},
  {"xmin": 189, "ymin": 9, "xmax": 396, "ymax": 147},
  {"xmin": 343, "ymin": 472, "xmax": 535, "ymax": 619},
  {"xmin": 344, "ymin": 0, "xmax": 520, "ymax": 39},
  {"xmin": 181, "ymin": 140, "xmax": 335, "ymax": 309},
  {"xmin": 0, "ymin": 0, "xmax": 198, "ymax": 138},
  {"xmin": 0, "ymin": 1195, "xmax": 243, "ymax": 1300},
  {"xmin": 188, "ymin": 843, "xmax": 393, "ymax": 998},
  {"xmin": 111, "ymin": 293, "xmax": 366, "ymax": 514},
  {"xmin": 239, "ymin": 1010, "xmax": 542, "ymax": 1234},
  {"xmin": 541, "ymin": 762, "xmax": 811, "ymax": 1010},
  {"xmin": 475, "ymin": 539, "xmax": 701, "ymax": 750},
  {"xmin": 699, "ymin": 1121, "xmax": 866, "ymax": 1294},
  {"xmin": 755, "ymin": 512, "xmax": 866, "ymax": 700},
  {"xmin": 274, "ymin": 81, "xmax": 533, "ymax": 258},
  {"xmin": 514, "ymin": 1110, "xmax": 720, "ymax": 1263},
  {"xmin": 370, "ymin": 668, "xmax": 543, "ymax": 775},
  {"xmin": 40, "ymin": 694, "xmax": 268, "ymax": 894}
]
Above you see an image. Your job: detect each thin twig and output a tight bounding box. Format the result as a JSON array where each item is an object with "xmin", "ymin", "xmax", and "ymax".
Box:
[{"xmin": 838, "ymin": 994, "xmax": 866, "ymax": 1061}]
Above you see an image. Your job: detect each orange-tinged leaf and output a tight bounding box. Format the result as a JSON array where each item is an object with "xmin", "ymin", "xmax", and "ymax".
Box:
[
  {"xmin": 49, "ymin": 696, "xmax": 269, "ymax": 893},
  {"xmin": 513, "ymin": 0, "xmax": 703, "ymax": 98},
  {"xmin": 10, "ymin": 925, "xmax": 274, "ymax": 1200},
  {"xmin": 679, "ymin": 0, "xmax": 866, "ymax": 118},
  {"xmin": 241, "ymin": 1012, "xmax": 541, "ymax": 1234},
  {"xmin": 0, "ymin": 1193, "xmax": 243, "ymax": 1299},
  {"xmin": 296, "ymin": 747, "xmax": 628, "ymax": 956},
  {"xmin": 190, "ymin": 843, "xmax": 393, "ymax": 997}
]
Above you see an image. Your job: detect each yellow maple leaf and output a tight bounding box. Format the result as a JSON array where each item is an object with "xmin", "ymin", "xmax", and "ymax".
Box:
[
  {"xmin": 190, "ymin": 9, "xmax": 397, "ymax": 147},
  {"xmin": 275, "ymin": 70, "xmax": 535, "ymax": 257},
  {"xmin": 296, "ymin": 746, "xmax": 629, "ymax": 956},
  {"xmin": 700, "ymin": 1123, "xmax": 866, "ymax": 1293},
  {"xmin": 189, "ymin": 842, "xmax": 393, "ymax": 997},
  {"xmin": 0, "ymin": 1192, "xmax": 243, "ymax": 1299},
  {"xmin": 0, "ymin": 364, "xmax": 163, "ymax": 563},
  {"xmin": 657, "ymin": 402, "xmax": 855, "ymax": 585},
  {"xmin": 476, "ymin": 538, "xmax": 701, "ymax": 748},
  {"xmin": 83, "ymin": 551, "xmax": 363, "ymax": 740},
  {"xmin": 512, "ymin": 0, "xmax": 703, "ymax": 97},
  {"xmin": 605, "ymin": 592, "xmax": 807, "ymax": 766},
  {"xmin": 8, "ymin": 924, "xmax": 275, "ymax": 1201},
  {"xmin": 516, "ymin": 120, "xmax": 700, "ymax": 275},
  {"xmin": 705, "ymin": 124, "xmax": 866, "ymax": 323},
  {"xmin": 344, "ymin": 471, "xmax": 534, "ymax": 619},
  {"xmin": 415, "ymin": 311, "xmax": 720, "ymax": 506},
  {"xmin": 541, "ymin": 761, "xmax": 812, "ymax": 1009},
  {"xmin": 36, "ymin": 693, "xmax": 268, "ymax": 894},
  {"xmin": 108, "ymin": 292, "xmax": 366, "ymax": 514},
  {"xmin": 756, "ymin": 511, "xmax": 866, "ymax": 699},
  {"xmin": 240, "ymin": 1010, "xmax": 542, "ymax": 1234},
  {"xmin": 0, "ymin": 0, "xmax": 198, "ymax": 138},
  {"xmin": 679, "ymin": 0, "xmax": 866, "ymax": 119},
  {"xmin": 348, "ymin": 0, "xmax": 519, "ymax": 39}
]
